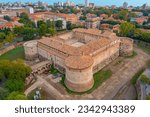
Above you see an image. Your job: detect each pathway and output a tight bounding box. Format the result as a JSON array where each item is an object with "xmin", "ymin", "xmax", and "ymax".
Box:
[{"xmin": 91, "ymin": 48, "xmax": 150, "ymax": 99}]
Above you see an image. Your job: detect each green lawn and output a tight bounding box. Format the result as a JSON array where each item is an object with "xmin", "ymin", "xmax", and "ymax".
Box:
[
  {"xmin": 0, "ymin": 46, "xmax": 25, "ymax": 61},
  {"xmin": 137, "ymin": 43, "xmax": 150, "ymax": 54},
  {"xmin": 49, "ymin": 65, "xmax": 61, "ymax": 75},
  {"xmin": 61, "ymin": 69, "xmax": 112, "ymax": 95}
]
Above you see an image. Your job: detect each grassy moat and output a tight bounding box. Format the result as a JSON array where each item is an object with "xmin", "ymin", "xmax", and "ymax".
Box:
[
  {"xmin": 137, "ymin": 43, "xmax": 150, "ymax": 55},
  {"xmin": 60, "ymin": 69, "xmax": 112, "ymax": 95},
  {"xmin": 0, "ymin": 46, "xmax": 25, "ymax": 61}
]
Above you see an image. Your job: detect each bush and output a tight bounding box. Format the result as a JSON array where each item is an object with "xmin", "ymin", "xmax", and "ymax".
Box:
[
  {"xmin": 0, "ymin": 70, "xmax": 4, "ymax": 81},
  {"xmin": 0, "ymin": 87, "xmax": 9, "ymax": 100},
  {"xmin": 5, "ymin": 79, "xmax": 25, "ymax": 92},
  {"xmin": 131, "ymin": 69, "xmax": 145, "ymax": 85},
  {"xmin": 140, "ymin": 75, "xmax": 150, "ymax": 84},
  {"xmin": 7, "ymin": 91, "xmax": 27, "ymax": 100},
  {"xmin": 49, "ymin": 64, "xmax": 60, "ymax": 75}
]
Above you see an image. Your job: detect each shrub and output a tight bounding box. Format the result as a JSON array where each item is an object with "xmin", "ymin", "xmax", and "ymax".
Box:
[
  {"xmin": 7, "ymin": 91, "xmax": 27, "ymax": 100},
  {"xmin": 0, "ymin": 87, "xmax": 9, "ymax": 100},
  {"xmin": 140, "ymin": 75, "xmax": 150, "ymax": 84},
  {"xmin": 5, "ymin": 79, "xmax": 25, "ymax": 92}
]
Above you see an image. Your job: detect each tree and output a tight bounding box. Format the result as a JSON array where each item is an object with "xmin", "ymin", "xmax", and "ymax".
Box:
[
  {"xmin": 0, "ymin": 60, "xmax": 31, "ymax": 92},
  {"xmin": 0, "ymin": 87, "xmax": 9, "ymax": 100},
  {"xmin": 48, "ymin": 28, "xmax": 56, "ymax": 36},
  {"xmin": 140, "ymin": 75, "xmax": 150, "ymax": 84},
  {"xmin": 0, "ymin": 28, "xmax": 11, "ymax": 35},
  {"xmin": 70, "ymin": 7, "xmax": 78, "ymax": 14},
  {"xmin": 55, "ymin": 20, "xmax": 63, "ymax": 29},
  {"xmin": 7, "ymin": 91, "xmax": 27, "ymax": 100},
  {"xmin": 38, "ymin": 24, "xmax": 47, "ymax": 36},
  {"xmin": 7, "ymin": 60, "xmax": 31, "ymax": 81},
  {"xmin": 140, "ymin": 32, "xmax": 150, "ymax": 43},
  {"xmin": 67, "ymin": 21, "xmax": 72, "ymax": 30},
  {"xmin": 46, "ymin": 20, "xmax": 55, "ymax": 28},
  {"xmin": 0, "ymin": 42, "xmax": 3, "ymax": 48},
  {"xmin": 119, "ymin": 22, "xmax": 135, "ymax": 37},
  {"xmin": 133, "ymin": 29, "xmax": 150, "ymax": 43},
  {"xmin": 79, "ymin": 16, "xmax": 86, "ymax": 21},
  {"xmin": 0, "ymin": 69, "xmax": 4, "ymax": 81},
  {"xmin": 19, "ymin": 12, "xmax": 35, "ymax": 28},
  {"xmin": 0, "ymin": 32, "xmax": 6, "ymax": 41},
  {"xmin": 0, "ymin": 60, "xmax": 11, "ymax": 78},
  {"xmin": 14, "ymin": 26, "xmax": 37, "ymax": 41},
  {"xmin": 118, "ymin": 10, "xmax": 129, "ymax": 21},
  {"xmin": 22, "ymin": 27, "xmax": 37, "ymax": 41},
  {"xmin": 3, "ymin": 15, "xmax": 12, "ymax": 21},
  {"xmin": 37, "ymin": 20, "xmax": 46, "ymax": 28},
  {"xmin": 101, "ymin": 20, "xmax": 120, "ymax": 25},
  {"xmin": 20, "ymin": 12, "xmax": 29, "ymax": 21},
  {"xmin": 5, "ymin": 33, "xmax": 15, "ymax": 43},
  {"xmin": 13, "ymin": 26, "xmax": 24, "ymax": 36},
  {"xmin": 5, "ymin": 79, "xmax": 25, "ymax": 92}
]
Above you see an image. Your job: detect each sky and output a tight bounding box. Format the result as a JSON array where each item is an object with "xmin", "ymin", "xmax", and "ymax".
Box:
[{"xmin": 1, "ymin": 0, "xmax": 150, "ymax": 7}]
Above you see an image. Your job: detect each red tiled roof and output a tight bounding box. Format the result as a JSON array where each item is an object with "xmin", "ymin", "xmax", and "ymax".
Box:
[
  {"xmin": 99, "ymin": 14, "xmax": 108, "ymax": 17},
  {"xmin": 12, "ymin": 17, "xmax": 20, "ymax": 21},
  {"xmin": 136, "ymin": 18, "xmax": 145, "ymax": 24},
  {"xmin": 29, "ymin": 12, "xmax": 77, "ymax": 20}
]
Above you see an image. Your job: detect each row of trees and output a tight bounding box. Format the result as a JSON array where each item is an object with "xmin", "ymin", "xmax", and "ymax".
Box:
[
  {"xmin": 14, "ymin": 12, "xmax": 84, "ymax": 41},
  {"xmin": 12, "ymin": 13, "xmax": 65, "ymax": 41},
  {"xmin": 0, "ymin": 32, "xmax": 15, "ymax": 48},
  {"xmin": 0, "ymin": 12, "xmax": 83, "ymax": 48},
  {"xmin": 119, "ymin": 22, "xmax": 150, "ymax": 43},
  {"xmin": 0, "ymin": 59, "xmax": 31, "ymax": 100},
  {"xmin": 81, "ymin": 8, "xmax": 137, "ymax": 21},
  {"xmin": 51, "ymin": 6, "xmax": 79, "ymax": 14},
  {"xmin": 101, "ymin": 20, "xmax": 120, "ymax": 25},
  {"xmin": 66, "ymin": 21, "xmax": 85, "ymax": 30}
]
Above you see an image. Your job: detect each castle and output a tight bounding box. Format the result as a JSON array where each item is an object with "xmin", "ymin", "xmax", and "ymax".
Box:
[{"xmin": 24, "ymin": 28, "xmax": 133, "ymax": 92}]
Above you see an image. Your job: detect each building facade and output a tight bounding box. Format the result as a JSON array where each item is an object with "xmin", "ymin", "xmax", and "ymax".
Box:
[{"xmin": 86, "ymin": 14, "xmax": 100, "ymax": 29}]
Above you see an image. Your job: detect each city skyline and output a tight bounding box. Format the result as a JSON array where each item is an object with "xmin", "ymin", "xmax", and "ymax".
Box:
[{"xmin": 0, "ymin": 0, "xmax": 150, "ymax": 6}]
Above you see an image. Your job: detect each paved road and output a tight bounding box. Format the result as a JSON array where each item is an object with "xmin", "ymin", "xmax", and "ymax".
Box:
[
  {"xmin": 113, "ymin": 81, "xmax": 137, "ymax": 100},
  {"xmin": 24, "ymin": 75, "xmax": 66, "ymax": 99},
  {"xmin": 24, "ymin": 77, "xmax": 43, "ymax": 96}
]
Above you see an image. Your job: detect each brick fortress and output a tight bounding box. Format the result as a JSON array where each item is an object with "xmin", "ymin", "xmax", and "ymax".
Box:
[{"xmin": 24, "ymin": 28, "xmax": 133, "ymax": 92}]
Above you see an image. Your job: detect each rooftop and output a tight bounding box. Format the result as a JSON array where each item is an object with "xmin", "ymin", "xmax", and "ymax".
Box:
[
  {"xmin": 24, "ymin": 40, "xmax": 37, "ymax": 47},
  {"xmin": 65, "ymin": 55, "xmax": 94, "ymax": 70},
  {"xmin": 73, "ymin": 28, "xmax": 102, "ymax": 36},
  {"xmin": 38, "ymin": 28, "xmax": 118, "ymax": 56}
]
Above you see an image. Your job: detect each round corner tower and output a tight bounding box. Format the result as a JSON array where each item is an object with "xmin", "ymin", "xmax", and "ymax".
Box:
[
  {"xmin": 23, "ymin": 40, "xmax": 38, "ymax": 61},
  {"xmin": 119, "ymin": 37, "xmax": 134, "ymax": 57},
  {"xmin": 64, "ymin": 55, "xmax": 94, "ymax": 92}
]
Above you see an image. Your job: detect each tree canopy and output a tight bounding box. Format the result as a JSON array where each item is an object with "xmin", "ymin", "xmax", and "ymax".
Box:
[
  {"xmin": 119, "ymin": 22, "xmax": 150, "ymax": 43},
  {"xmin": 3, "ymin": 15, "xmax": 12, "ymax": 21},
  {"xmin": 7, "ymin": 91, "xmax": 27, "ymax": 100},
  {"xmin": 119, "ymin": 22, "xmax": 135, "ymax": 37},
  {"xmin": 0, "ymin": 60, "xmax": 31, "ymax": 93},
  {"xmin": 0, "ymin": 87, "xmax": 9, "ymax": 100}
]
